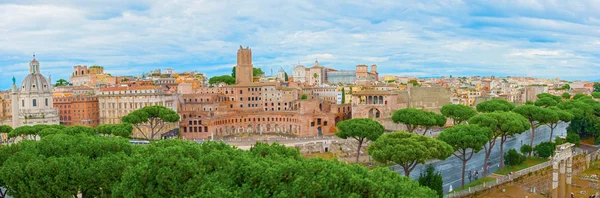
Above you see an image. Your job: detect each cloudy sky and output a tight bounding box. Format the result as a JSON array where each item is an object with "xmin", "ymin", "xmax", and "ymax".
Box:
[{"xmin": 1, "ymin": 0, "xmax": 600, "ymax": 89}]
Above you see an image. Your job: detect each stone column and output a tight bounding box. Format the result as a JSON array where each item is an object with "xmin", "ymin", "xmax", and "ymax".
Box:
[
  {"xmin": 566, "ymin": 157, "xmax": 573, "ymax": 198},
  {"xmin": 559, "ymin": 159, "xmax": 566, "ymax": 198},
  {"xmin": 552, "ymin": 160, "xmax": 559, "ymax": 198}
]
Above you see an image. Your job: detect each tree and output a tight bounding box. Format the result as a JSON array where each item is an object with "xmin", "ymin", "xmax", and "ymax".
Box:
[
  {"xmin": 114, "ymin": 140, "xmax": 437, "ymax": 197},
  {"xmin": 476, "ymin": 99, "xmax": 516, "ymax": 113},
  {"xmin": 440, "ymin": 104, "xmax": 477, "ymax": 125},
  {"xmin": 534, "ymin": 142, "xmax": 555, "ymax": 158},
  {"xmin": 121, "ymin": 106, "xmax": 180, "ymax": 140},
  {"xmin": 368, "ymin": 131, "xmax": 453, "ymax": 177},
  {"xmin": 469, "ymin": 111, "xmax": 530, "ymax": 173},
  {"xmin": 560, "ymin": 84, "xmax": 571, "ymax": 90},
  {"xmin": 335, "ymin": 118, "xmax": 384, "ymax": 163},
  {"xmin": 392, "ymin": 108, "xmax": 446, "ymax": 134},
  {"xmin": 438, "ymin": 124, "xmax": 488, "ymax": 188},
  {"xmin": 566, "ymin": 132, "xmax": 581, "ymax": 147},
  {"xmin": 592, "ymin": 92, "xmax": 600, "ymax": 99},
  {"xmin": 554, "ymin": 136, "xmax": 564, "ymax": 145},
  {"xmin": 97, "ymin": 123, "xmax": 134, "ymax": 138},
  {"xmin": 546, "ymin": 107, "xmax": 573, "ymax": 142},
  {"xmin": 573, "ymin": 93, "xmax": 588, "ymax": 100},
  {"xmin": 562, "ymin": 92, "xmax": 571, "ymax": 99},
  {"xmin": 341, "ymin": 88, "xmax": 346, "ymax": 104},
  {"xmin": 284, "ymin": 72, "xmax": 288, "ymax": 82},
  {"xmin": 537, "ymin": 93, "xmax": 562, "ymax": 104},
  {"xmin": 253, "ymin": 68, "xmax": 264, "ymax": 77},
  {"xmin": 594, "ymin": 82, "xmax": 600, "ymax": 92},
  {"xmin": 301, "ymin": 94, "xmax": 307, "ymax": 100},
  {"xmin": 408, "ymin": 79, "xmax": 420, "ymax": 87},
  {"xmin": 55, "ymin": 79, "xmax": 68, "ymax": 86},
  {"xmin": 520, "ymin": 144, "xmax": 532, "ymax": 155},
  {"xmin": 535, "ymin": 97, "xmax": 558, "ymax": 107},
  {"xmin": 208, "ymin": 75, "xmax": 235, "ymax": 85},
  {"xmin": 504, "ymin": 149, "xmax": 526, "ymax": 166},
  {"xmin": 231, "ymin": 67, "xmax": 236, "ymax": 78},
  {"xmin": 0, "ymin": 125, "xmax": 11, "ymax": 143},
  {"xmin": 513, "ymin": 105, "xmax": 558, "ymax": 155},
  {"xmin": 418, "ymin": 165, "xmax": 443, "ymax": 198}
]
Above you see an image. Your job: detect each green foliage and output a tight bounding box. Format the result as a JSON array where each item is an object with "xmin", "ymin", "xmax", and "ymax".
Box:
[
  {"xmin": 513, "ymin": 105, "xmax": 559, "ymax": 152},
  {"xmin": 114, "ymin": 140, "xmax": 436, "ymax": 197},
  {"xmin": 369, "ymin": 131, "xmax": 453, "ymax": 177},
  {"xmin": 535, "ymin": 97, "xmax": 558, "ymax": 107},
  {"xmin": 520, "ymin": 144, "xmax": 532, "ymax": 155},
  {"xmin": 558, "ymin": 84, "xmax": 570, "ymax": 90},
  {"xmin": 438, "ymin": 124, "xmax": 488, "ymax": 187},
  {"xmin": 341, "ymin": 88, "xmax": 346, "ymax": 104},
  {"xmin": 537, "ymin": 93, "xmax": 562, "ymax": 104},
  {"xmin": 504, "ymin": 149, "xmax": 526, "ymax": 166},
  {"xmin": 336, "ymin": 118, "xmax": 385, "ymax": 163},
  {"xmin": 562, "ymin": 92, "xmax": 571, "ymax": 99},
  {"xmin": 418, "ymin": 165, "xmax": 443, "ymax": 198},
  {"xmin": 231, "ymin": 67, "xmax": 236, "ymax": 78},
  {"xmin": 408, "ymin": 79, "xmax": 420, "ymax": 86},
  {"xmin": 0, "ymin": 125, "xmax": 12, "ymax": 133},
  {"xmin": 440, "ymin": 104, "xmax": 477, "ymax": 125},
  {"xmin": 573, "ymin": 93, "xmax": 588, "ymax": 100},
  {"xmin": 595, "ymin": 82, "xmax": 600, "ymax": 92},
  {"xmin": 97, "ymin": 123, "xmax": 134, "ymax": 138},
  {"xmin": 476, "ymin": 99, "xmax": 515, "ymax": 113},
  {"xmin": 0, "ymin": 134, "xmax": 437, "ymax": 197},
  {"xmin": 566, "ymin": 132, "xmax": 581, "ymax": 147},
  {"xmin": 468, "ymin": 111, "xmax": 530, "ymax": 170},
  {"xmin": 554, "ymin": 137, "xmax": 564, "ymax": 145},
  {"xmin": 121, "ymin": 105, "xmax": 180, "ymax": 140},
  {"xmin": 301, "ymin": 94, "xmax": 307, "ymax": 100},
  {"xmin": 534, "ymin": 142, "xmax": 555, "ymax": 158},
  {"xmin": 392, "ymin": 108, "xmax": 446, "ymax": 134},
  {"xmin": 284, "ymin": 72, "xmax": 288, "ymax": 81},
  {"xmin": 55, "ymin": 78, "xmax": 68, "ymax": 86},
  {"xmin": 0, "ymin": 133, "xmax": 134, "ymax": 197},
  {"xmin": 253, "ymin": 68, "xmax": 264, "ymax": 77},
  {"xmin": 592, "ymin": 92, "xmax": 600, "ymax": 99},
  {"xmin": 208, "ymin": 75, "xmax": 235, "ymax": 85}
]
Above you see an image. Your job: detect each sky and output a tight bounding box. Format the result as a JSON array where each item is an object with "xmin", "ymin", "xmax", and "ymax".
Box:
[{"xmin": 1, "ymin": 0, "xmax": 600, "ymax": 89}]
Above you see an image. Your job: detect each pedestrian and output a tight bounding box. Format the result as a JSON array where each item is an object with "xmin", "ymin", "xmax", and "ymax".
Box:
[{"xmin": 468, "ymin": 171, "xmax": 472, "ymax": 182}]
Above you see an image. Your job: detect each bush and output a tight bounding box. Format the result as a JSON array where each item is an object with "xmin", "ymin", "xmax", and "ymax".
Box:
[
  {"xmin": 554, "ymin": 137, "xmax": 564, "ymax": 145},
  {"xmin": 520, "ymin": 144, "xmax": 532, "ymax": 155},
  {"xmin": 418, "ymin": 165, "xmax": 443, "ymax": 198},
  {"xmin": 566, "ymin": 132, "xmax": 581, "ymax": 147},
  {"xmin": 504, "ymin": 149, "xmax": 526, "ymax": 166},
  {"xmin": 534, "ymin": 142, "xmax": 555, "ymax": 158}
]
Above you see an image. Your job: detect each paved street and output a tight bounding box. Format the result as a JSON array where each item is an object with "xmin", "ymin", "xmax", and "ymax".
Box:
[{"xmin": 391, "ymin": 123, "xmax": 570, "ymax": 193}]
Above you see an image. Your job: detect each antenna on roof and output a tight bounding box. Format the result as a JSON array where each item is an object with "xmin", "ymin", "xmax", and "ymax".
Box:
[{"xmin": 33, "ymin": 52, "xmax": 35, "ymax": 58}]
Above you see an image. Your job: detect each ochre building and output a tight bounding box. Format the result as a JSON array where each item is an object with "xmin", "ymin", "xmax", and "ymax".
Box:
[{"xmin": 179, "ymin": 46, "xmax": 351, "ymax": 140}]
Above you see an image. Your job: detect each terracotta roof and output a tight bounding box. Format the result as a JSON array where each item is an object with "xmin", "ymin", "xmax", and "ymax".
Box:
[{"xmin": 101, "ymin": 85, "xmax": 161, "ymax": 91}]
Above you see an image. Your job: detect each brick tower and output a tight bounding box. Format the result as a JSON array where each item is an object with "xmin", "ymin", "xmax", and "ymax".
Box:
[{"xmin": 236, "ymin": 46, "xmax": 253, "ymax": 84}]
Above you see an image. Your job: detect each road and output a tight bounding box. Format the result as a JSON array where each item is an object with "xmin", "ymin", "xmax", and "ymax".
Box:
[{"xmin": 391, "ymin": 123, "xmax": 570, "ymax": 193}]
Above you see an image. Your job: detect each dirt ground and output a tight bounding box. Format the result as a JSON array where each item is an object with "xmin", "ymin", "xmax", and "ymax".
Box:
[{"xmin": 478, "ymin": 185, "xmax": 544, "ymax": 198}]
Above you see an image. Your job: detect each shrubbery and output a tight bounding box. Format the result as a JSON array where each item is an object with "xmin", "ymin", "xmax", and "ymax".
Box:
[
  {"xmin": 504, "ymin": 149, "xmax": 526, "ymax": 166},
  {"xmin": 519, "ymin": 144, "xmax": 532, "ymax": 155},
  {"xmin": 534, "ymin": 142, "xmax": 555, "ymax": 158}
]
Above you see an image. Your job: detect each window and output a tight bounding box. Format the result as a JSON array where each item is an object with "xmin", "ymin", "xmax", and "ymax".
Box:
[
  {"xmin": 240, "ymin": 90, "xmax": 243, "ymax": 94},
  {"xmin": 188, "ymin": 121, "xmax": 192, "ymax": 125},
  {"xmin": 183, "ymin": 127, "xmax": 187, "ymax": 133},
  {"xmin": 32, "ymin": 99, "xmax": 37, "ymax": 107},
  {"xmin": 22, "ymin": 100, "xmax": 24, "ymax": 107},
  {"xmin": 324, "ymin": 121, "xmax": 328, "ymax": 126},
  {"xmin": 204, "ymin": 126, "xmax": 208, "ymax": 132},
  {"xmin": 311, "ymin": 122, "xmax": 315, "ymax": 127},
  {"xmin": 230, "ymin": 104, "xmax": 233, "ymax": 108}
]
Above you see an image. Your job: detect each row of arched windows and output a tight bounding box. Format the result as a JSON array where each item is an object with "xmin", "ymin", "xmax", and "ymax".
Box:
[{"xmin": 214, "ymin": 116, "xmax": 299, "ymax": 125}]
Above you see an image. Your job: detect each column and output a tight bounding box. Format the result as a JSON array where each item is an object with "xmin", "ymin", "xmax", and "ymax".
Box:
[
  {"xmin": 566, "ymin": 157, "xmax": 572, "ymax": 198},
  {"xmin": 559, "ymin": 159, "xmax": 566, "ymax": 198},
  {"xmin": 552, "ymin": 160, "xmax": 559, "ymax": 198}
]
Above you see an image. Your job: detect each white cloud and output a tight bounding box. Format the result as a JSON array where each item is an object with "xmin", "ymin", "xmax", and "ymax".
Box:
[{"xmin": 2, "ymin": 0, "xmax": 600, "ymax": 89}]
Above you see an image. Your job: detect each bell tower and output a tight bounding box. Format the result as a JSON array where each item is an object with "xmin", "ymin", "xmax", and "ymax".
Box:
[{"xmin": 236, "ymin": 46, "xmax": 253, "ymax": 84}]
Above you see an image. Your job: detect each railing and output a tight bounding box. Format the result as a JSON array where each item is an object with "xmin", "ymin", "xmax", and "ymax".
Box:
[
  {"xmin": 445, "ymin": 161, "xmax": 553, "ymax": 198},
  {"xmin": 446, "ymin": 149, "xmax": 588, "ymax": 198}
]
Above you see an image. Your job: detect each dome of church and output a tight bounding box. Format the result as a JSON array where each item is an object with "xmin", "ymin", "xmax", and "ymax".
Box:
[{"xmin": 19, "ymin": 57, "xmax": 52, "ymax": 94}]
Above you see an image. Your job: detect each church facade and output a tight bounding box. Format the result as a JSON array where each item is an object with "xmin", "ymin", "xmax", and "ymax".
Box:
[{"xmin": 11, "ymin": 56, "xmax": 59, "ymax": 127}]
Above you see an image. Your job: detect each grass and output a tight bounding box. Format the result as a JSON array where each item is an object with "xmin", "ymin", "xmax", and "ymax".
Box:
[
  {"xmin": 456, "ymin": 176, "xmax": 496, "ymax": 191},
  {"xmin": 494, "ymin": 157, "xmax": 548, "ymax": 175},
  {"xmin": 301, "ymin": 152, "xmax": 336, "ymax": 160}
]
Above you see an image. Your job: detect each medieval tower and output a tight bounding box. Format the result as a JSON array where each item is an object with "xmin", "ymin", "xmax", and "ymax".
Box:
[{"xmin": 236, "ymin": 46, "xmax": 253, "ymax": 84}]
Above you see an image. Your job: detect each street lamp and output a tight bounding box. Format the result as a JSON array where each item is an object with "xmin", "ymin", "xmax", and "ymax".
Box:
[{"xmin": 520, "ymin": 140, "xmax": 523, "ymax": 146}]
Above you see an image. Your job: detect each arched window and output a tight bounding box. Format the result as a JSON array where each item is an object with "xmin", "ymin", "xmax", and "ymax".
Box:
[
  {"xmin": 32, "ymin": 99, "xmax": 37, "ymax": 107},
  {"xmin": 22, "ymin": 100, "xmax": 24, "ymax": 107}
]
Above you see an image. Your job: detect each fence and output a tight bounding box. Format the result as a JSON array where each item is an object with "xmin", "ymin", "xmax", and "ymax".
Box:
[
  {"xmin": 445, "ymin": 149, "xmax": 590, "ymax": 198},
  {"xmin": 445, "ymin": 160, "xmax": 553, "ymax": 198}
]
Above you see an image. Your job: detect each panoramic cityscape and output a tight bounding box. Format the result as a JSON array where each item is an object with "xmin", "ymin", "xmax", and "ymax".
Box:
[{"xmin": 2, "ymin": 1, "xmax": 600, "ymax": 198}]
